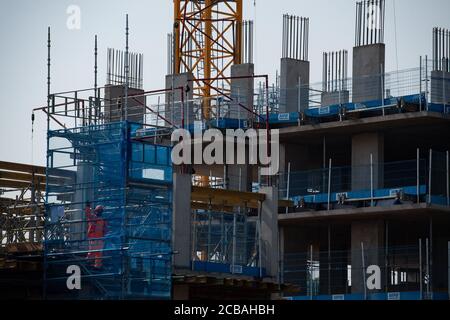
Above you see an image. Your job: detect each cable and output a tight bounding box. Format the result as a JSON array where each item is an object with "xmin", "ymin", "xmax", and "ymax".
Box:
[{"xmin": 393, "ymin": 0, "xmax": 399, "ymax": 73}]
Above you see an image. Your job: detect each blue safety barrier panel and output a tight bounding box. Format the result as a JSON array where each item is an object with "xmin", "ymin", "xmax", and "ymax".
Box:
[{"xmin": 192, "ymin": 261, "xmax": 266, "ymax": 278}]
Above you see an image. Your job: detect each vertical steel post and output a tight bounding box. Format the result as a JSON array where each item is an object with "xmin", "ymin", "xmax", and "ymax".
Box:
[
  {"xmin": 419, "ymin": 56, "xmax": 423, "ymax": 111},
  {"xmin": 43, "ymin": 26, "xmax": 51, "ymax": 300},
  {"xmin": 447, "ymin": 151, "xmax": 449, "ymax": 207},
  {"xmin": 417, "ymin": 148, "xmax": 421, "ymax": 204},
  {"xmin": 258, "ymin": 201, "xmax": 263, "ymax": 278},
  {"xmin": 426, "ymin": 238, "xmax": 430, "ymax": 299},
  {"xmin": 419, "ymin": 238, "xmax": 423, "ymax": 300},
  {"xmin": 381, "ymin": 63, "xmax": 385, "ymax": 116},
  {"xmin": 125, "ymin": 14, "xmax": 129, "ymax": 120},
  {"xmin": 285, "ymin": 162, "xmax": 291, "ymax": 214},
  {"xmin": 191, "ymin": 210, "xmax": 197, "ymax": 271},
  {"xmin": 361, "ymin": 242, "xmax": 367, "ymax": 300},
  {"xmin": 426, "ymin": 55, "xmax": 429, "ymax": 110},
  {"xmin": 370, "ymin": 153, "xmax": 374, "ymax": 207},
  {"xmin": 310, "ymin": 244, "xmax": 313, "ymax": 300},
  {"xmin": 327, "ymin": 158, "xmax": 332, "ymax": 211},
  {"xmin": 430, "ymin": 218, "xmax": 433, "ymax": 298},
  {"xmin": 232, "ymin": 211, "xmax": 237, "ymax": 273},
  {"xmin": 298, "ymin": 76, "xmax": 301, "ymax": 113},
  {"xmin": 428, "ymin": 149, "xmax": 433, "ymax": 204},
  {"xmin": 385, "ymin": 220, "xmax": 389, "ymax": 293},
  {"xmin": 328, "ymin": 224, "xmax": 331, "ymax": 295}
]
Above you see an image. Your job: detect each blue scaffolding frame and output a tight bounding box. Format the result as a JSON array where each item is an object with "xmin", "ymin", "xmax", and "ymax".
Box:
[{"xmin": 44, "ymin": 121, "xmax": 173, "ymax": 300}]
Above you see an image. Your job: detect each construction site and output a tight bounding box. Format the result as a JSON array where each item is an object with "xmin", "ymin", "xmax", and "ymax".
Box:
[{"xmin": 0, "ymin": 0, "xmax": 450, "ymax": 301}]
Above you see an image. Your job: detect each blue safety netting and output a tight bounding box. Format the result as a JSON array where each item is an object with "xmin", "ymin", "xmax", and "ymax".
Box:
[{"xmin": 44, "ymin": 122, "xmax": 173, "ymax": 300}]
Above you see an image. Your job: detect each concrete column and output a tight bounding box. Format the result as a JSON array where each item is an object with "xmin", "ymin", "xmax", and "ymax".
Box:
[
  {"xmin": 73, "ymin": 161, "xmax": 93, "ymax": 245},
  {"xmin": 260, "ymin": 186, "xmax": 279, "ymax": 279},
  {"xmin": 230, "ymin": 63, "xmax": 254, "ymax": 120},
  {"xmin": 430, "ymin": 71, "xmax": 450, "ymax": 105},
  {"xmin": 172, "ymin": 173, "xmax": 192, "ymax": 270},
  {"xmin": 104, "ymin": 85, "xmax": 146, "ymax": 123},
  {"xmin": 351, "ymin": 132, "xmax": 384, "ymax": 190},
  {"xmin": 226, "ymin": 64, "xmax": 255, "ymax": 192},
  {"xmin": 352, "ymin": 44, "xmax": 385, "ymax": 103},
  {"xmin": 280, "ymin": 58, "xmax": 310, "ymax": 113},
  {"xmin": 165, "ymin": 72, "xmax": 194, "ymax": 127},
  {"xmin": 351, "ymin": 220, "xmax": 385, "ymax": 294}
]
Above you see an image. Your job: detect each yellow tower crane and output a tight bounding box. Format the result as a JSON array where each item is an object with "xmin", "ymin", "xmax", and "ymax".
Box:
[{"xmin": 173, "ymin": 0, "xmax": 243, "ymax": 120}]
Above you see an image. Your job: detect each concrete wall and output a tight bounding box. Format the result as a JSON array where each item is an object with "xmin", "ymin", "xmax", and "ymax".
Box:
[
  {"xmin": 230, "ymin": 63, "xmax": 254, "ymax": 120},
  {"xmin": 351, "ymin": 220, "xmax": 385, "ymax": 294},
  {"xmin": 260, "ymin": 186, "xmax": 279, "ymax": 279},
  {"xmin": 351, "ymin": 132, "xmax": 384, "ymax": 190},
  {"xmin": 352, "ymin": 44, "xmax": 385, "ymax": 103},
  {"xmin": 321, "ymin": 90, "xmax": 350, "ymax": 107},
  {"xmin": 104, "ymin": 85, "xmax": 146, "ymax": 123},
  {"xmin": 73, "ymin": 162, "xmax": 94, "ymax": 244},
  {"xmin": 165, "ymin": 72, "xmax": 194, "ymax": 127},
  {"xmin": 430, "ymin": 70, "xmax": 450, "ymax": 105},
  {"xmin": 226, "ymin": 64, "xmax": 255, "ymax": 192},
  {"xmin": 280, "ymin": 58, "xmax": 310, "ymax": 113},
  {"xmin": 172, "ymin": 173, "xmax": 192, "ymax": 270}
]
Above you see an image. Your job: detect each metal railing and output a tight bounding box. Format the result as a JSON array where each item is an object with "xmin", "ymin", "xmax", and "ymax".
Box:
[{"xmin": 278, "ymin": 150, "xmax": 450, "ymax": 210}]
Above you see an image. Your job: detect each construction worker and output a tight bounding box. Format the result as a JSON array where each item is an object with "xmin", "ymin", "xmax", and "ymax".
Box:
[
  {"xmin": 85, "ymin": 201, "xmax": 95, "ymax": 232},
  {"xmin": 87, "ymin": 205, "xmax": 108, "ymax": 269}
]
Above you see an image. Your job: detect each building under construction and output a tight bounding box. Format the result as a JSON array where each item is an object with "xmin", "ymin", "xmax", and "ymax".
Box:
[{"xmin": 1, "ymin": 0, "xmax": 450, "ymax": 300}]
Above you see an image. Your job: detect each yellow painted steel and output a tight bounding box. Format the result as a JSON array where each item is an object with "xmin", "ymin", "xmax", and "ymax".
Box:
[{"xmin": 173, "ymin": 0, "xmax": 243, "ymax": 119}]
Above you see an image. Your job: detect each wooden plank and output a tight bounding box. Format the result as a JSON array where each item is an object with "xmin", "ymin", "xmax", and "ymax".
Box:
[
  {"xmin": 0, "ymin": 171, "xmax": 46, "ymax": 184},
  {"xmin": 0, "ymin": 179, "xmax": 44, "ymax": 190},
  {"xmin": 192, "ymin": 186, "xmax": 266, "ymax": 203},
  {"xmin": 279, "ymin": 199, "xmax": 294, "ymax": 207},
  {"xmin": 0, "ymin": 161, "xmax": 46, "ymax": 175}
]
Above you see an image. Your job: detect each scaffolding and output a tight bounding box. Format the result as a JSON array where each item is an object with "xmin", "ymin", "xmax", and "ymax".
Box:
[
  {"xmin": 191, "ymin": 209, "xmax": 262, "ymax": 276},
  {"xmin": 279, "ymin": 151, "xmax": 450, "ymax": 211},
  {"xmin": 284, "ymin": 244, "xmax": 449, "ymax": 301},
  {"xmin": 44, "ymin": 121, "xmax": 173, "ymax": 299}
]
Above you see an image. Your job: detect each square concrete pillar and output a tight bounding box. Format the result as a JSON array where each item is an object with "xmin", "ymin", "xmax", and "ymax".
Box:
[
  {"xmin": 172, "ymin": 173, "xmax": 192, "ymax": 270},
  {"xmin": 352, "ymin": 44, "xmax": 385, "ymax": 103},
  {"xmin": 351, "ymin": 220, "xmax": 385, "ymax": 294},
  {"xmin": 104, "ymin": 85, "xmax": 146, "ymax": 123},
  {"xmin": 430, "ymin": 70, "xmax": 450, "ymax": 105},
  {"xmin": 260, "ymin": 186, "xmax": 279, "ymax": 279},
  {"xmin": 165, "ymin": 72, "xmax": 194, "ymax": 128},
  {"xmin": 280, "ymin": 58, "xmax": 310, "ymax": 113},
  {"xmin": 230, "ymin": 63, "xmax": 254, "ymax": 120},
  {"xmin": 351, "ymin": 132, "xmax": 384, "ymax": 190}
]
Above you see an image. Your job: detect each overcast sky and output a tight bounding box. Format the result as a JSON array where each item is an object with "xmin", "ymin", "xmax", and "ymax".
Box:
[{"xmin": 0, "ymin": 0, "xmax": 449, "ymax": 167}]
